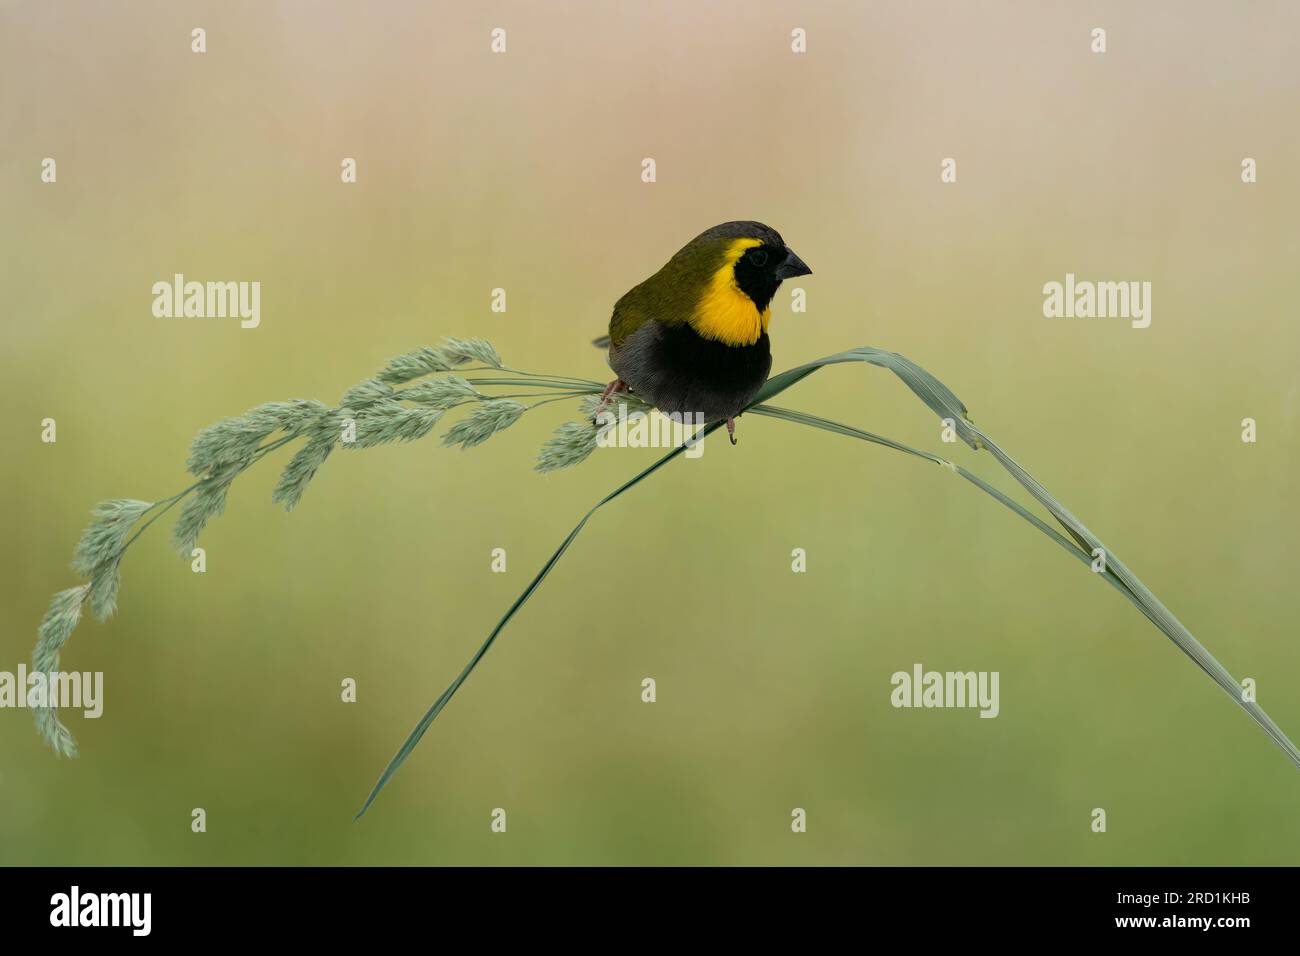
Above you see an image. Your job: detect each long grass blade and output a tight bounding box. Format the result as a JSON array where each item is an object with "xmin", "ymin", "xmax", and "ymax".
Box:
[
  {"xmin": 358, "ymin": 345, "xmax": 1300, "ymax": 817},
  {"xmin": 771, "ymin": 352, "xmax": 1300, "ymax": 770},
  {"xmin": 968, "ymin": 427, "xmax": 1300, "ymax": 767},
  {"xmin": 748, "ymin": 406, "xmax": 1242, "ymax": 673},
  {"xmin": 355, "ymin": 420, "xmax": 724, "ymax": 818}
]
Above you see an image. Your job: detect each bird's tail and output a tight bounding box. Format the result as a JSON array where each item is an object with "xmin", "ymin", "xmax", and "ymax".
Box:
[{"xmin": 591, "ymin": 334, "xmax": 611, "ymax": 349}]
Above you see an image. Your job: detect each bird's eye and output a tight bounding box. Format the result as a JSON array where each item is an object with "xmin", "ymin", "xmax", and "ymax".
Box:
[{"xmin": 748, "ymin": 249, "xmax": 768, "ymax": 267}]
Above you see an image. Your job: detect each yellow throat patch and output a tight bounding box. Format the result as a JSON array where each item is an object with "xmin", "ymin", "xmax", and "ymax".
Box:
[{"xmin": 690, "ymin": 238, "xmax": 771, "ymax": 347}]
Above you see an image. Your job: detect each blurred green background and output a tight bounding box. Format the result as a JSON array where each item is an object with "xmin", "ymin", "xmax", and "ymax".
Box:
[{"xmin": 3, "ymin": 0, "xmax": 1298, "ymax": 865}]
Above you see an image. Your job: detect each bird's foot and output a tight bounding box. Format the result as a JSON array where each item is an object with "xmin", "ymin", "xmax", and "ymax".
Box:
[
  {"xmin": 593, "ymin": 379, "xmax": 629, "ymax": 420},
  {"xmin": 726, "ymin": 417, "xmax": 738, "ymax": 445}
]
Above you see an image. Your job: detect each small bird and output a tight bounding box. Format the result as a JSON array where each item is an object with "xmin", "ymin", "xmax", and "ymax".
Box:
[{"xmin": 593, "ymin": 221, "xmax": 811, "ymax": 444}]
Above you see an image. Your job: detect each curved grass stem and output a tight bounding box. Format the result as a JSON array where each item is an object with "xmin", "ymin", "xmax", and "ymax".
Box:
[{"xmin": 357, "ymin": 351, "xmax": 1300, "ymax": 818}]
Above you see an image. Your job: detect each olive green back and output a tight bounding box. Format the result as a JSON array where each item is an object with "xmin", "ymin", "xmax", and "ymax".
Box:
[{"xmin": 608, "ymin": 236, "xmax": 730, "ymax": 346}]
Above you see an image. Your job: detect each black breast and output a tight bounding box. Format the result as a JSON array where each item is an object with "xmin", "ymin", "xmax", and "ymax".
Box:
[{"xmin": 618, "ymin": 322, "xmax": 772, "ymax": 422}]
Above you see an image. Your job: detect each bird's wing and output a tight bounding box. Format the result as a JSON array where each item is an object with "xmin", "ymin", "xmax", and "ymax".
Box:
[{"xmin": 607, "ymin": 244, "xmax": 720, "ymax": 347}]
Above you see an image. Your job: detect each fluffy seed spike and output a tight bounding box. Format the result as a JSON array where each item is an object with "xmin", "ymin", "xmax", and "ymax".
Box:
[
  {"xmin": 71, "ymin": 499, "xmax": 154, "ymax": 579},
  {"xmin": 185, "ymin": 400, "xmax": 329, "ymax": 475},
  {"xmin": 375, "ymin": 347, "xmax": 454, "ymax": 384},
  {"xmin": 442, "ymin": 400, "xmax": 525, "ymax": 449},
  {"xmin": 439, "ymin": 337, "xmax": 502, "ymax": 369},
  {"xmin": 32, "ymin": 585, "xmax": 90, "ymax": 757},
  {"xmin": 535, "ymin": 421, "xmax": 600, "ymax": 473}
]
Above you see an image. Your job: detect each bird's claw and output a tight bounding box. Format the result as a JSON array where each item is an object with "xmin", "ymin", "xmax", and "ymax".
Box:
[{"xmin": 593, "ymin": 379, "xmax": 629, "ymax": 422}]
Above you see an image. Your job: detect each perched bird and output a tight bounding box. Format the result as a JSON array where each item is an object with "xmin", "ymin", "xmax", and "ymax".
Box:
[{"xmin": 593, "ymin": 221, "xmax": 811, "ymax": 443}]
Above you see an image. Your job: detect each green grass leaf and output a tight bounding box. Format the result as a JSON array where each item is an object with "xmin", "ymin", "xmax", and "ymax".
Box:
[{"xmin": 357, "ymin": 347, "xmax": 1300, "ymax": 818}]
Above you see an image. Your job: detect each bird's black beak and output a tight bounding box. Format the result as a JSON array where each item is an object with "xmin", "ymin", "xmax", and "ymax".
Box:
[{"xmin": 774, "ymin": 248, "xmax": 812, "ymax": 280}]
